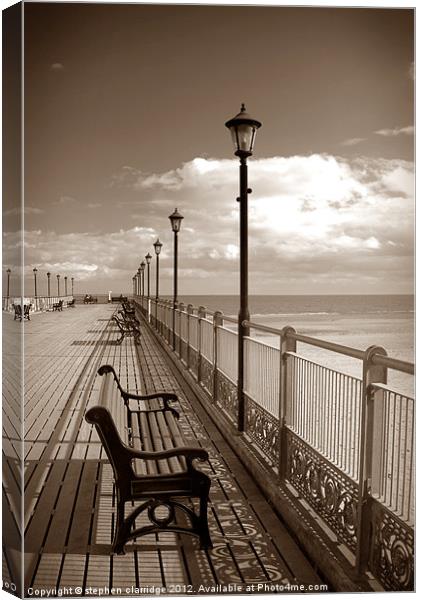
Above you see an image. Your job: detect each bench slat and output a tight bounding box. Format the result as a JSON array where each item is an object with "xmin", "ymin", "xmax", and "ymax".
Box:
[
  {"xmin": 147, "ymin": 412, "xmax": 173, "ymax": 475},
  {"xmin": 138, "ymin": 412, "xmax": 158, "ymax": 476},
  {"xmin": 155, "ymin": 411, "xmax": 185, "ymax": 473},
  {"xmin": 131, "ymin": 413, "xmax": 147, "ymax": 476}
]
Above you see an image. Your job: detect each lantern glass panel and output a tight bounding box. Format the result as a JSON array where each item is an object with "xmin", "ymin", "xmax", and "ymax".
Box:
[
  {"xmin": 170, "ymin": 216, "xmax": 182, "ymax": 232},
  {"xmin": 234, "ymin": 123, "xmax": 256, "ymax": 153}
]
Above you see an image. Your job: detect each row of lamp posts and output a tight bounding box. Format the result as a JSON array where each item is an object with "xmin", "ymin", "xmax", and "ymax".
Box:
[
  {"xmin": 34, "ymin": 270, "xmax": 74, "ymax": 298},
  {"xmin": 4, "ymin": 269, "xmax": 75, "ymax": 299},
  {"xmin": 132, "ymin": 105, "xmax": 261, "ymax": 433},
  {"xmin": 133, "ymin": 208, "xmax": 183, "ymax": 351}
]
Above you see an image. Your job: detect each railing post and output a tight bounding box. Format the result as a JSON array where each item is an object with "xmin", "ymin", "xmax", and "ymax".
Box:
[
  {"xmin": 213, "ymin": 311, "xmax": 223, "ymax": 403},
  {"xmin": 178, "ymin": 302, "xmax": 185, "ymax": 357},
  {"xmin": 278, "ymin": 326, "xmax": 297, "ymax": 479},
  {"xmin": 166, "ymin": 301, "xmax": 170, "ymax": 342},
  {"xmin": 187, "ymin": 304, "xmax": 193, "ymax": 369},
  {"xmin": 197, "ymin": 306, "xmax": 206, "ymax": 384},
  {"xmin": 170, "ymin": 300, "xmax": 175, "ymax": 347},
  {"xmin": 355, "ymin": 345, "xmax": 387, "ymax": 574}
]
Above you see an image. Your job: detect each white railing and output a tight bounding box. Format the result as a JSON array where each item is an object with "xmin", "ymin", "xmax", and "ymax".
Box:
[
  {"xmin": 216, "ymin": 326, "xmax": 238, "ymax": 383},
  {"xmin": 286, "ymin": 353, "xmax": 362, "ymax": 481},
  {"xmin": 244, "ymin": 337, "xmax": 280, "ymax": 418},
  {"xmin": 370, "ymin": 384, "xmax": 414, "ymax": 524},
  {"xmin": 138, "ymin": 296, "xmax": 414, "ymax": 590}
]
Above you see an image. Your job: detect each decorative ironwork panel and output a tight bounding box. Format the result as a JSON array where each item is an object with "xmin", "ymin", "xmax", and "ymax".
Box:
[
  {"xmin": 245, "ymin": 395, "xmax": 279, "ymax": 467},
  {"xmin": 200, "ymin": 356, "xmax": 214, "ymax": 396},
  {"xmin": 216, "ymin": 370, "xmax": 238, "ymax": 423},
  {"xmin": 369, "ymin": 501, "xmax": 414, "ymax": 591},
  {"xmin": 286, "ymin": 430, "xmax": 359, "ymax": 551}
]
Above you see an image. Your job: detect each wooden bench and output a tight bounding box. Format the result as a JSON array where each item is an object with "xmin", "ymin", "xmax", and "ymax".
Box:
[
  {"xmin": 13, "ymin": 304, "xmax": 30, "ymax": 321},
  {"xmin": 52, "ymin": 300, "xmax": 63, "ymax": 311},
  {"xmin": 112, "ymin": 295, "xmax": 128, "ymax": 303},
  {"xmin": 67, "ymin": 298, "xmax": 75, "ymax": 307},
  {"xmin": 112, "ymin": 313, "xmax": 141, "ymax": 344},
  {"xmin": 85, "ymin": 364, "xmax": 212, "ymax": 554},
  {"xmin": 83, "ymin": 295, "xmax": 98, "ymax": 304}
]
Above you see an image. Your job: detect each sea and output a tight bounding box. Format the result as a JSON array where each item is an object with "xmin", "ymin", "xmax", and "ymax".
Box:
[
  {"xmin": 177, "ymin": 294, "xmax": 415, "ymax": 396},
  {"xmin": 78, "ymin": 293, "xmax": 414, "ymax": 395}
]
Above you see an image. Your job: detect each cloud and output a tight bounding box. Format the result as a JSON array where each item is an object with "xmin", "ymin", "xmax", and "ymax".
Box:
[
  {"xmin": 87, "ymin": 202, "xmax": 102, "ymax": 209},
  {"xmin": 341, "ymin": 137, "xmax": 366, "ymax": 147},
  {"xmin": 375, "ymin": 126, "xmax": 414, "ymax": 137},
  {"xmin": 6, "ymin": 154, "xmax": 414, "ymax": 295},
  {"xmin": 50, "ymin": 63, "xmax": 64, "ymax": 71},
  {"xmin": 3, "ymin": 206, "xmax": 44, "ymax": 216},
  {"xmin": 54, "ymin": 195, "xmax": 78, "ymax": 206}
]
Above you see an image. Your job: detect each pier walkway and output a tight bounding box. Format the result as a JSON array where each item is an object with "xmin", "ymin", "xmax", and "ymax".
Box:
[{"xmin": 3, "ymin": 304, "xmax": 324, "ymax": 595}]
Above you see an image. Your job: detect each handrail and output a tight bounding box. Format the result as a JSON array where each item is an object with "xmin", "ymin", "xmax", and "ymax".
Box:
[
  {"xmin": 372, "ymin": 353, "xmax": 414, "ymax": 375},
  {"xmin": 244, "ymin": 319, "xmax": 414, "ymax": 374},
  {"xmin": 289, "ymin": 331, "xmax": 366, "ymax": 360},
  {"xmin": 219, "ymin": 314, "xmax": 238, "ymax": 324},
  {"xmin": 244, "ymin": 319, "xmax": 365, "ymax": 359},
  {"xmin": 242, "ymin": 320, "xmax": 282, "ymax": 336}
]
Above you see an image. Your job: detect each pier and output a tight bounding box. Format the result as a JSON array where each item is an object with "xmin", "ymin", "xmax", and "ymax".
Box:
[
  {"xmin": 2, "ymin": 298, "xmax": 414, "ymax": 594},
  {"xmin": 3, "ymin": 304, "xmax": 323, "ymax": 596}
]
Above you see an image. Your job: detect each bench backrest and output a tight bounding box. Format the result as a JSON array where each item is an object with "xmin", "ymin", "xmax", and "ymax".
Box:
[
  {"xmin": 85, "ymin": 405, "xmax": 135, "ymax": 481},
  {"xmin": 97, "ymin": 370, "xmax": 130, "ymax": 443}
]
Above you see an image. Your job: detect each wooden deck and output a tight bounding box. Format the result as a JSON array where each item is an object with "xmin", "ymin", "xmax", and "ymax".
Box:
[{"xmin": 3, "ymin": 304, "xmax": 324, "ymax": 595}]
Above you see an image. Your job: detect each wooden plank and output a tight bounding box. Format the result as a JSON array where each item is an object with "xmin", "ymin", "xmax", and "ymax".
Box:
[
  {"xmin": 43, "ymin": 461, "xmax": 84, "ymax": 553},
  {"xmin": 66, "ymin": 461, "xmax": 99, "ymax": 552},
  {"xmin": 25, "ymin": 461, "xmax": 68, "ymax": 552}
]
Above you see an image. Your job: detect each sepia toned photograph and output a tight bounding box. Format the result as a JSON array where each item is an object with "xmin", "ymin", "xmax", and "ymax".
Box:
[{"xmin": 2, "ymin": 1, "xmax": 414, "ymax": 597}]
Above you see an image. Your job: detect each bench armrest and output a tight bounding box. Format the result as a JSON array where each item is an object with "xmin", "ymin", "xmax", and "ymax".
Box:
[
  {"xmin": 124, "ymin": 391, "xmax": 178, "ymax": 402},
  {"xmin": 128, "ymin": 445, "xmax": 208, "ymax": 467},
  {"xmin": 125, "ymin": 392, "xmax": 179, "ymax": 418},
  {"xmin": 98, "ymin": 364, "xmax": 178, "ymax": 415}
]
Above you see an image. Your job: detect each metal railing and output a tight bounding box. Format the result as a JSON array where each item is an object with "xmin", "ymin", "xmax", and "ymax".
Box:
[{"xmin": 137, "ymin": 296, "xmax": 414, "ymax": 591}]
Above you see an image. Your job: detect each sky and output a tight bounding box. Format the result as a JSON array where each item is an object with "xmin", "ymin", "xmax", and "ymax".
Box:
[{"xmin": 2, "ymin": 1, "xmax": 414, "ymax": 296}]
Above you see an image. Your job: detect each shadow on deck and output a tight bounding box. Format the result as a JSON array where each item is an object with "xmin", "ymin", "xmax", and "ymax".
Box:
[{"xmin": 2, "ymin": 305, "xmax": 325, "ymax": 596}]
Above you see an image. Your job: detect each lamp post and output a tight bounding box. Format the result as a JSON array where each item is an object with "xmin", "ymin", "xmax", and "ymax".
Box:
[
  {"xmin": 140, "ymin": 261, "xmax": 146, "ymax": 311},
  {"xmin": 140, "ymin": 261, "xmax": 145, "ymax": 315},
  {"xmin": 153, "ymin": 239, "xmax": 162, "ymax": 300},
  {"xmin": 153, "ymin": 239, "xmax": 163, "ymax": 326},
  {"xmin": 47, "ymin": 272, "xmax": 51, "ymax": 297},
  {"xmin": 6, "ymin": 268, "xmax": 11, "ymax": 299},
  {"xmin": 145, "ymin": 253, "xmax": 152, "ymax": 298},
  {"xmin": 64, "ymin": 276, "xmax": 68, "ymax": 296},
  {"xmin": 33, "ymin": 267, "xmax": 38, "ymax": 297},
  {"xmin": 132, "ymin": 276, "xmax": 136, "ymax": 297},
  {"xmin": 71, "ymin": 277, "xmax": 74, "ymax": 296},
  {"xmin": 57, "ymin": 274, "xmax": 60, "ymax": 297},
  {"xmin": 225, "ymin": 103, "xmax": 261, "ymax": 431},
  {"xmin": 137, "ymin": 268, "xmax": 141, "ymax": 296},
  {"xmin": 169, "ymin": 208, "xmax": 184, "ymax": 350}
]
